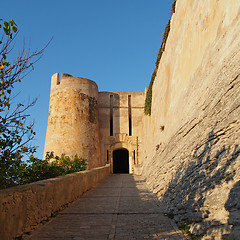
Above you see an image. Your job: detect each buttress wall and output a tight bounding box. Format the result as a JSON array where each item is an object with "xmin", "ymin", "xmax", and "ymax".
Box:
[
  {"xmin": 44, "ymin": 73, "xmax": 101, "ymax": 169},
  {"xmin": 142, "ymin": 0, "xmax": 240, "ymax": 238}
]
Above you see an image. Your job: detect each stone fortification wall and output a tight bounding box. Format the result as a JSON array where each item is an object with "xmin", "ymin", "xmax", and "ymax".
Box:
[
  {"xmin": 0, "ymin": 165, "xmax": 110, "ymax": 240},
  {"xmin": 142, "ymin": 0, "xmax": 240, "ymax": 239},
  {"xmin": 44, "ymin": 73, "xmax": 101, "ymax": 169}
]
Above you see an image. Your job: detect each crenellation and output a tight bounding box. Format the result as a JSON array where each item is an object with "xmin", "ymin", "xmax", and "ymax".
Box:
[
  {"xmin": 51, "ymin": 72, "xmax": 60, "ymax": 89},
  {"xmin": 50, "ymin": 73, "xmax": 99, "ymax": 98}
]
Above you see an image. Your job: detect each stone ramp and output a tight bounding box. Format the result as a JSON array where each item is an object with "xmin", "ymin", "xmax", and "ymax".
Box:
[{"xmin": 25, "ymin": 175, "xmax": 186, "ymax": 240}]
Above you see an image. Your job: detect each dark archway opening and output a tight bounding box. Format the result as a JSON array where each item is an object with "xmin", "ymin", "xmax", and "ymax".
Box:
[{"xmin": 113, "ymin": 149, "xmax": 129, "ymax": 173}]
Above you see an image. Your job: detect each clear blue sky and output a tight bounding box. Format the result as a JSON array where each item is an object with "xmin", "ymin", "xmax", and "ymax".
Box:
[{"xmin": 1, "ymin": 0, "xmax": 173, "ymax": 159}]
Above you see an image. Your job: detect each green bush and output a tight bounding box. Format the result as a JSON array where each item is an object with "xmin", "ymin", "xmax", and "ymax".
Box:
[{"xmin": 0, "ymin": 152, "xmax": 87, "ymax": 189}]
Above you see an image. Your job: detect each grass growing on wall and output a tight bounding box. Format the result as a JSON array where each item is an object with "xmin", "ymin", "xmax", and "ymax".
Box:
[{"xmin": 144, "ymin": 1, "xmax": 176, "ymax": 115}]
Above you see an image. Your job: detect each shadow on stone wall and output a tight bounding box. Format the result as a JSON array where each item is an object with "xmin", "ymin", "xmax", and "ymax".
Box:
[
  {"xmin": 160, "ymin": 125, "xmax": 240, "ymax": 238},
  {"xmin": 224, "ymin": 180, "xmax": 240, "ymax": 239}
]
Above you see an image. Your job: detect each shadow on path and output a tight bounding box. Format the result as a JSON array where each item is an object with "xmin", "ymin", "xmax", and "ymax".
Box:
[{"xmin": 25, "ymin": 174, "xmax": 186, "ymax": 240}]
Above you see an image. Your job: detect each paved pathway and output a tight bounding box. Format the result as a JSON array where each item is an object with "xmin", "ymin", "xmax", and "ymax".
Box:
[{"xmin": 25, "ymin": 174, "xmax": 186, "ymax": 240}]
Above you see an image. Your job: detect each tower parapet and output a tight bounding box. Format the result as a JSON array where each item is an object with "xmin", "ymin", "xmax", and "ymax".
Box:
[
  {"xmin": 50, "ymin": 73, "xmax": 98, "ymax": 98},
  {"xmin": 44, "ymin": 73, "xmax": 101, "ymax": 169}
]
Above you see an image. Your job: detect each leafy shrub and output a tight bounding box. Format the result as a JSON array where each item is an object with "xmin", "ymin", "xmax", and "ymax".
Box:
[{"xmin": 0, "ymin": 152, "xmax": 87, "ymax": 189}]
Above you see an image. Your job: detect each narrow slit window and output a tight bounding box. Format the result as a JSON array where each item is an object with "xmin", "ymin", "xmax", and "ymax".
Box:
[
  {"xmin": 128, "ymin": 95, "xmax": 132, "ymax": 136},
  {"xmin": 107, "ymin": 150, "xmax": 109, "ymax": 163},
  {"xmin": 133, "ymin": 150, "xmax": 136, "ymax": 164},
  {"xmin": 110, "ymin": 95, "xmax": 113, "ymax": 136}
]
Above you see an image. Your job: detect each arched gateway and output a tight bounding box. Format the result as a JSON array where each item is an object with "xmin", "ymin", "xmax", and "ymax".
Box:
[{"xmin": 113, "ymin": 149, "xmax": 129, "ymax": 173}]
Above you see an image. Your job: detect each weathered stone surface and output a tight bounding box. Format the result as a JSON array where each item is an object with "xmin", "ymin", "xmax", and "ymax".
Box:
[
  {"xmin": 142, "ymin": 0, "xmax": 240, "ymax": 239},
  {"xmin": 0, "ymin": 165, "xmax": 110, "ymax": 240},
  {"xmin": 24, "ymin": 175, "xmax": 186, "ymax": 240},
  {"xmin": 44, "ymin": 74, "xmax": 145, "ymax": 172},
  {"xmin": 44, "ymin": 73, "xmax": 101, "ymax": 169}
]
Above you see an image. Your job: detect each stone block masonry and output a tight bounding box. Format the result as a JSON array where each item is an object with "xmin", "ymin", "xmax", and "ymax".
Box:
[
  {"xmin": 0, "ymin": 165, "xmax": 110, "ymax": 240},
  {"xmin": 44, "ymin": 73, "xmax": 102, "ymax": 169},
  {"xmin": 142, "ymin": 0, "xmax": 240, "ymax": 239},
  {"xmin": 44, "ymin": 73, "xmax": 146, "ymax": 173}
]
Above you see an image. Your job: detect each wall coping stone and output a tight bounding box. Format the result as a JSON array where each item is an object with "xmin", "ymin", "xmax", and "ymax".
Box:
[{"xmin": 0, "ymin": 164, "xmax": 110, "ymax": 240}]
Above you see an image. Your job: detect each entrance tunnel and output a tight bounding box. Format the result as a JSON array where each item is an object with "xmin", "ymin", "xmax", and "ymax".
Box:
[{"xmin": 113, "ymin": 149, "xmax": 129, "ymax": 173}]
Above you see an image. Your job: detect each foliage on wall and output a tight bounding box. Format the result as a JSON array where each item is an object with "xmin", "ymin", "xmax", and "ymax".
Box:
[{"xmin": 144, "ymin": 1, "xmax": 176, "ymax": 115}]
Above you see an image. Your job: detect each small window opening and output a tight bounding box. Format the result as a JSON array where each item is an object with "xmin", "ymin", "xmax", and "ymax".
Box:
[
  {"xmin": 107, "ymin": 150, "xmax": 109, "ymax": 163},
  {"xmin": 133, "ymin": 150, "xmax": 136, "ymax": 164}
]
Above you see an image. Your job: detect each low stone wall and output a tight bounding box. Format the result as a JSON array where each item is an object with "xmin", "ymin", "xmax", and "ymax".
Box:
[{"xmin": 0, "ymin": 164, "xmax": 110, "ymax": 240}]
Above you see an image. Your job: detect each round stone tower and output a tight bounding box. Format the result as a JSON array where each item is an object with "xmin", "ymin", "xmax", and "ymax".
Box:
[{"xmin": 44, "ymin": 73, "xmax": 101, "ymax": 169}]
